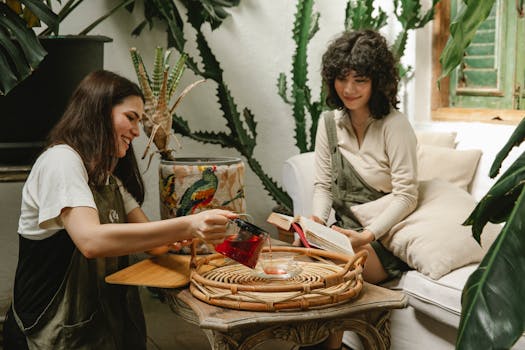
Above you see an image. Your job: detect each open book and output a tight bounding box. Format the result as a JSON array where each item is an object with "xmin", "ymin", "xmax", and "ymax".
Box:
[{"xmin": 267, "ymin": 212, "xmax": 354, "ymax": 256}]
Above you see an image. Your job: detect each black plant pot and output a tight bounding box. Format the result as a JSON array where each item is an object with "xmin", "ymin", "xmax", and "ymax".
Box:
[{"xmin": 0, "ymin": 35, "xmax": 112, "ymax": 165}]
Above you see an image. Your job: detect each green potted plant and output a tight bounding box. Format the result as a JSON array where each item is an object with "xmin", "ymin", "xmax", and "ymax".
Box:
[
  {"xmin": 0, "ymin": 0, "xmax": 131, "ymax": 165},
  {"xmin": 455, "ymin": 117, "xmax": 525, "ymax": 349},
  {"xmin": 130, "ymin": 47, "xmax": 246, "ymax": 238}
]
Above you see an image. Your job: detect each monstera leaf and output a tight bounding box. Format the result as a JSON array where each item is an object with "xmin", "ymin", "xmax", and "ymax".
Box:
[
  {"xmin": 458, "ymin": 117, "xmax": 525, "ymax": 349},
  {"xmin": 0, "ymin": 0, "xmax": 58, "ymax": 95},
  {"xmin": 0, "ymin": 0, "xmax": 137, "ymax": 95}
]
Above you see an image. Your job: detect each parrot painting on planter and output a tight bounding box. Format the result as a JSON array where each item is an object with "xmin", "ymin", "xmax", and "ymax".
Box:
[
  {"xmin": 176, "ymin": 166, "xmax": 218, "ymax": 216},
  {"xmin": 161, "ymin": 174, "xmax": 178, "ymax": 210}
]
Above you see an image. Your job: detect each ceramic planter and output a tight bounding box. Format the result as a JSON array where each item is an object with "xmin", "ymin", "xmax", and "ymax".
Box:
[{"xmin": 159, "ymin": 157, "xmax": 246, "ymax": 220}]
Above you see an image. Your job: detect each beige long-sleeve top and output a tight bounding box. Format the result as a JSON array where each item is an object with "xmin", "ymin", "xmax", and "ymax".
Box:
[{"xmin": 312, "ymin": 109, "xmax": 418, "ymax": 238}]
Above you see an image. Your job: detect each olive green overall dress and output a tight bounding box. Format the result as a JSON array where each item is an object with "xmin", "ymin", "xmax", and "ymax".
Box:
[
  {"xmin": 324, "ymin": 114, "xmax": 409, "ymax": 279},
  {"xmin": 10, "ymin": 176, "xmax": 146, "ymax": 349}
]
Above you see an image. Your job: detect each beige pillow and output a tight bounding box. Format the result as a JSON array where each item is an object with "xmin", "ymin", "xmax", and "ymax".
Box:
[
  {"xmin": 416, "ymin": 130, "xmax": 457, "ymax": 148},
  {"xmin": 418, "ymin": 144, "xmax": 482, "ymax": 191},
  {"xmin": 351, "ymin": 179, "xmax": 499, "ymax": 279}
]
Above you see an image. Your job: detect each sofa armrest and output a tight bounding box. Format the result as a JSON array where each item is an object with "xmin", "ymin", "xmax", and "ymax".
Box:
[{"xmin": 282, "ymin": 152, "xmax": 315, "ymax": 217}]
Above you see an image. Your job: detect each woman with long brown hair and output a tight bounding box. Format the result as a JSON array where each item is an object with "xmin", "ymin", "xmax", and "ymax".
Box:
[{"xmin": 3, "ymin": 70, "xmax": 236, "ymax": 349}]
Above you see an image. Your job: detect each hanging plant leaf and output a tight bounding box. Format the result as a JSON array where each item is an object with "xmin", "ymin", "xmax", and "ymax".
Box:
[
  {"xmin": 439, "ymin": 0, "xmax": 496, "ymax": 81},
  {"xmin": 0, "ymin": 2, "xmax": 49, "ymax": 95}
]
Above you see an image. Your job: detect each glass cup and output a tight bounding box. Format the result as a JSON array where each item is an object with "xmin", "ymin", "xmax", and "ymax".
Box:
[{"xmin": 256, "ymin": 249, "xmax": 302, "ymax": 279}]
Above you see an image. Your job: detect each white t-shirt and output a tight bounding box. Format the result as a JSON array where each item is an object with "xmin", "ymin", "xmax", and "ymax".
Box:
[{"xmin": 18, "ymin": 145, "xmax": 140, "ymax": 240}]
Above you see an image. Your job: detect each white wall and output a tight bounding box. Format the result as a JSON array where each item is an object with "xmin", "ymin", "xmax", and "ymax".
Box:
[{"xmin": 0, "ymin": 1, "xmax": 434, "ymax": 293}]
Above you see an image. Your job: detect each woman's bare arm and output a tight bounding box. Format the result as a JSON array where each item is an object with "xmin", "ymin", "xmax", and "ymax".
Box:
[{"xmin": 60, "ymin": 206, "xmax": 236, "ymax": 258}]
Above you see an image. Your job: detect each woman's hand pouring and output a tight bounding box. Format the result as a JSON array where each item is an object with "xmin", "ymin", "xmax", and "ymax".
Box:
[{"xmin": 190, "ymin": 209, "xmax": 238, "ymax": 245}]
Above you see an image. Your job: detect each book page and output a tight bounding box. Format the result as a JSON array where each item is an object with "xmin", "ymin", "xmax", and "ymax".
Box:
[{"xmin": 298, "ymin": 216, "xmax": 354, "ymax": 256}]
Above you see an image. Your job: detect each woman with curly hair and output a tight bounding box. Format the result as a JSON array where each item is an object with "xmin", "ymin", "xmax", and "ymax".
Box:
[
  {"xmin": 314, "ymin": 29, "xmax": 418, "ymax": 282},
  {"xmin": 305, "ymin": 28, "xmax": 418, "ymax": 350}
]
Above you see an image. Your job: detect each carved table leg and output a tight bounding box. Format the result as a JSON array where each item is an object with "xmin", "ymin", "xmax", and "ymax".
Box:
[
  {"xmin": 214, "ymin": 310, "xmax": 392, "ymax": 350},
  {"xmin": 202, "ymin": 329, "xmax": 240, "ymax": 350},
  {"xmin": 335, "ymin": 310, "xmax": 391, "ymax": 350},
  {"xmin": 238, "ymin": 321, "xmax": 330, "ymax": 349}
]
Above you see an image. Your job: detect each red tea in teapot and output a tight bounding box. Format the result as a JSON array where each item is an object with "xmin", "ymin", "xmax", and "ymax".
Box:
[{"xmin": 215, "ymin": 219, "xmax": 268, "ymax": 268}]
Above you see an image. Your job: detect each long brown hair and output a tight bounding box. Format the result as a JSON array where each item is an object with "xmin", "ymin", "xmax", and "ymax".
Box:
[{"xmin": 47, "ymin": 70, "xmax": 145, "ymax": 204}]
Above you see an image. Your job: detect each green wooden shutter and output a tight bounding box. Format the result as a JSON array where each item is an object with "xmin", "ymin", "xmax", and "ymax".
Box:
[
  {"xmin": 459, "ymin": 5, "xmax": 497, "ymax": 89},
  {"xmin": 449, "ymin": 0, "xmax": 523, "ymax": 110},
  {"xmin": 517, "ymin": 3, "xmax": 525, "ymax": 110}
]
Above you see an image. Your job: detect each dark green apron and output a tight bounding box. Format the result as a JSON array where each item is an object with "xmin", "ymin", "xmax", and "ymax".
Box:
[
  {"xmin": 12, "ymin": 176, "xmax": 146, "ymax": 349},
  {"xmin": 325, "ymin": 114, "xmax": 409, "ymax": 279}
]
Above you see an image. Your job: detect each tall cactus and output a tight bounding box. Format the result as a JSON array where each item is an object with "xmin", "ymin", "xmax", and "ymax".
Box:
[
  {"xmin": 391, "ymin": 0, "xmax": 440, "ymax": 78},
  {"xmin": 277, "ymin": 0, "xmax": 325, "ymax": 153},
  {"xmin": 345, "ymin": 0, "xmax": 387, "ymax": 31}
]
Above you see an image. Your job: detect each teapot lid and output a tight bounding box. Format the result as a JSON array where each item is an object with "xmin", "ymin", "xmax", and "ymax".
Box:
[{"xmin": 232, "ymin": 218, "xmax": 267, "ymax": 236}]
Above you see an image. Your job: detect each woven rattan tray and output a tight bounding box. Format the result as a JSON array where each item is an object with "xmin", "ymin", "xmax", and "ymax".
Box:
[{"xmin": 189, "ymin": 245, "xmax": 367, "ymax": 311}]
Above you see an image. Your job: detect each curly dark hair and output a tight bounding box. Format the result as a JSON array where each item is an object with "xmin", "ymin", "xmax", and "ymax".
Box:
[{"xmin": 321, "ymin": 30, "xmax": 399, "ymax": 119}]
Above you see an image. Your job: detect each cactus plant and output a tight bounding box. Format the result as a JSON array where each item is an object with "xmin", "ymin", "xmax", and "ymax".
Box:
[
  {"xmin": 129, "ymin": 46, "xmax": 205, "ymax": 164},
  {"xmin": 391, "ymin": 0, "xmax": 440, "ymax": 78},
  {"xmin": 344, "ymin": 0, "xmax": 387, "ymax": 31},
  {"xmin": 277, "ymin": 0, "xmax": 324, "ymax": 153},
  {"xmin": 172, "ymin": 1, "xmax": 292, "ymax": 210}
]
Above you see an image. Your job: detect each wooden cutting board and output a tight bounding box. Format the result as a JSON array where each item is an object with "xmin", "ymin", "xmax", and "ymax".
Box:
[{"xmin": 105, "ymin": 254, "xmax": 191, "ymax": 288}]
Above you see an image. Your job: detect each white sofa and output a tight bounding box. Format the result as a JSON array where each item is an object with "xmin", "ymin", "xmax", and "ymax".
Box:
[{"xmin": 282, "ymin": 121, "xmax": 525, "ymax": 349}]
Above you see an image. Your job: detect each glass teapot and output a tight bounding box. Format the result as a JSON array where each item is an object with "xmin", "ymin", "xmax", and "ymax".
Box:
[{"xmin": 214, "ymin": 218, "xmax": 268, "ymax": 268}]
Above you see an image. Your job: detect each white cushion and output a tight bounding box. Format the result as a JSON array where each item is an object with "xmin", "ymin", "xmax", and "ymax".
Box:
[
  {"xmin": 414, "ymin": 122, "xmax": 524, "ymax": 201},
  {"xmin": 282, "ymin": 152, "xmax": 315, "ymax": 217},
  {"xmin": 417, "ymin": 144, "xmax": 482, "ymax": 191},
  {"xmin": 351, "ymin": 179, "xmax": 499, "ymax": 279},
  {"xmin": 387, "ymin": 265, "xmax": 478, "ymax": 327},
  {"xmin": 416, "ymin": 130, "xmax": 457, "ymax": 148}
]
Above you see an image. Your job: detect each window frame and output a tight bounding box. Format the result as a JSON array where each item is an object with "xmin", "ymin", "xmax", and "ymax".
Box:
[{"xmin": 431, "ymin": 0, "xmax": 524, "ymax": 124}]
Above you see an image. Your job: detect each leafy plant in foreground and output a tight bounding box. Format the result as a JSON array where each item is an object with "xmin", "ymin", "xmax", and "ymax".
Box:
[{"xmin": 457, "ymin": 117, "xmax": 525, "ymax": 349}]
